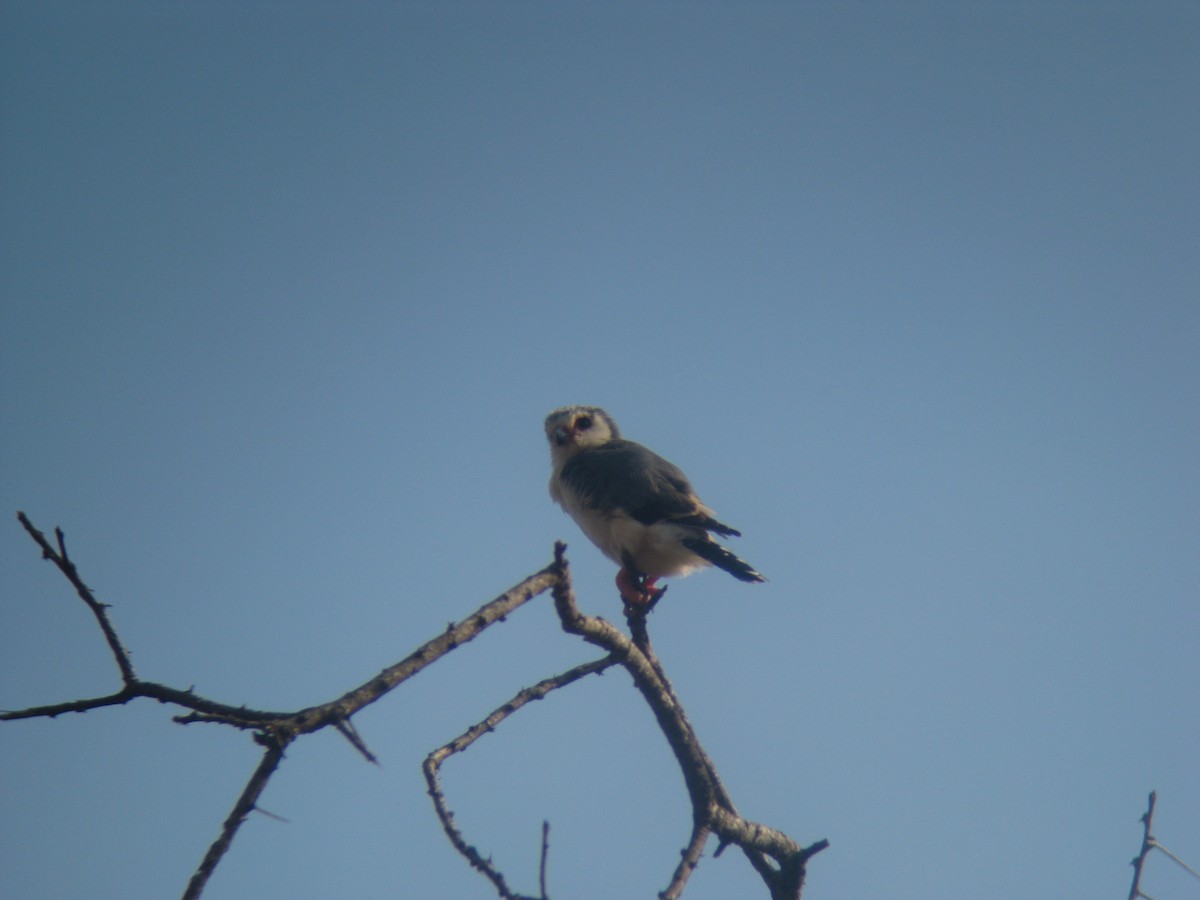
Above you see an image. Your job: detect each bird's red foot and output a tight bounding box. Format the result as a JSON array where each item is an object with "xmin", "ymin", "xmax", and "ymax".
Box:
[
  {"xmin": 616, "ymin": 568, "xmax": 667, "ymax": 607},
  {"xmin": 616, "ymin": 567, "xmax": 646, "ymax": 604},
  {"xmin": 642, "ymin": 577, "xmax": 667, "ymax": 604}
]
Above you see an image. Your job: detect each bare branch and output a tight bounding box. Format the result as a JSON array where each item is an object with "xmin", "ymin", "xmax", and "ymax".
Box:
[
  {"xmin": 660, "ymin": 821, "xmax": 711, "ymax": 900},
  {"xmin": 2, "ymin": 688, "xmax": 137, "ymax": 720},
  {"xmin": 1129, "ymin": 791, "xmax": 1157, "ymax": 900},
  {"xmin": 2, "ymin": 678, "xmax": 288, "ymax": 726},
  {"xmin": 539, "ymin": 820, "xmax": 551, "ymax": 900},
  {"xmin": 549, "ymin": 542, "xmax": 827, "ymax": 898},
  {"xmin": 1129, "ymin": 791, "xmax": 1200, "ymax": 900},
  {"xmin": 9, "ymin": 513, "xmax": 559, "ymax": 736},
  {"xmin": 1147, "ymin": 844, "xmax": 1200, "ymax": 883},
  {"xmin": 280, "ymin": 564, "xmax": 562, "ymax": 738},
  {"xmin": 1148, "ymin": 838, "xmax": 1200, "ymax": 881},
  {"xmin": 17, "ymin": 511, "xmax": 137, "ymax": 683},
  {"xmin": 183, "ymin": 735, "xmax": 289, "ymax": 900},
  {"xmin": 423, "ymin": 656, "xmax": 617, "ymax": 899},
  {"xmin": 10, "ymin": 514, "xmax": 564, "ymax": 897},
  {"xmin": 10, "ymin": 518, "xmax": 825, "ymax": 898}
]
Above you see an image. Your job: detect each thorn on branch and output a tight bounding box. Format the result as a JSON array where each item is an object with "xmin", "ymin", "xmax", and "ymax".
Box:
[
  {"xmin": 335, "ymin": 719, "xmax": 379, "ymax": 765},
  {"xmin": 183, "ymin": 739, "xmax": 288, "ymax": 900},
  {"xmin": 252, "ymin": 806, "xmax": 290, "ymax": 824}
]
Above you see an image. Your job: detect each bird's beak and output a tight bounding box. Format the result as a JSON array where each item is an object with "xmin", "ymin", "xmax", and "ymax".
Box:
[{"xmin": 553, "ymin": 425, "xmax": 571, "ymax": 447}]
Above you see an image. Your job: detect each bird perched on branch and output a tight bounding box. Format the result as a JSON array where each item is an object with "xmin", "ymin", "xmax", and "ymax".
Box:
[{"xmin": 544, "ymin": 405, "xmax": 765, "ymax": 606}]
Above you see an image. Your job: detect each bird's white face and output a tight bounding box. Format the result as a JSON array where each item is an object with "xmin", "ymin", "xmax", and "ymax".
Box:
[{"xmin": 544, "ymin": 406, "xmax": 619, "ymax": 464}]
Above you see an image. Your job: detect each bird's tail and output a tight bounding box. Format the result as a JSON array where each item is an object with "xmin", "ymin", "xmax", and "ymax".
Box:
[{"xmin": 682, "ymin": 537, "xmax": 766, "ymax": 583}]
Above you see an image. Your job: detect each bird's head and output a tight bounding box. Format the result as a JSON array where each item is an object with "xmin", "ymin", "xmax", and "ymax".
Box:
[{"xmin": 544, "ymin": 406, "xmax": 619, "ymax": 460}]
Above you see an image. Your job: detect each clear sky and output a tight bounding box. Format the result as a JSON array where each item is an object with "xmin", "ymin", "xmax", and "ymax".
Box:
[{"xmin": 2, "ymin": 3, "xmax": 1197, "ymax": 899}]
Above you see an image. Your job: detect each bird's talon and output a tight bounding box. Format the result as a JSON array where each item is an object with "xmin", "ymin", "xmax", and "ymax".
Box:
[{"xmin": 619, "ymin": 574, "xmax": 666, "ymax": 610}]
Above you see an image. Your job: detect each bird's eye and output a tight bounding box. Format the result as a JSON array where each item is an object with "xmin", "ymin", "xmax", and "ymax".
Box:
[{"xmin": 576, "ymin": 415, "xmax": 592, "ymax": 430}]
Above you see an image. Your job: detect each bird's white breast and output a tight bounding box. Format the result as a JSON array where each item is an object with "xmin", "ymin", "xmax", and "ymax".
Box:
[
  {"xmin": 550, "ymin": 470, "xmax": 710, "ymax": 579},
  {"xmin": 550, "ymin": 473, "xmax": 623, "ymax": 563}
]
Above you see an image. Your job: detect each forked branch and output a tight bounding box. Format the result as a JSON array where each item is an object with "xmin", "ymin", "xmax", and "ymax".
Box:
[
  {"xmin": 423, "ymin": 542, "xmax": 827, "ymax": 899},
  {"xmin": 7, "ymin": 512, "xmax": 558, "ymax": 897},
  {"xmin": 423, "ymin": 656, "xmax": 618, "ymax": 899},
  {"xmin": 7, "ymin": 515, "xmax": 825, "ymax": 899},
  {"xmin": 549, "ymin": 542, "xmax": 828, "ymax": 899}
]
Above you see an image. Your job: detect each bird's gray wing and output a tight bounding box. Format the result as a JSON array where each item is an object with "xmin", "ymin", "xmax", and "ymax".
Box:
[{"xmin": 560, "ymin": 440, "xmax": 740, "ymax": 536}]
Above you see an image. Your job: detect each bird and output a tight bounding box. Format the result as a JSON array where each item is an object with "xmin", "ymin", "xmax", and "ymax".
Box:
[{"xmin": 544, "ymin": 405, "xmax": 765, "ymax": 606}]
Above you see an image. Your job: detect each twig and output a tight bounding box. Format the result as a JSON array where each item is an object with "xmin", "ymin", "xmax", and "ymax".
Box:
[
  {"xmin": 423, "ymin": 656, "xmax": 616, "ymax": 900},
  {"xmin": 2, "ymin": 688, "xmax": 138, "ymax": 720},
  {"xmin": 660, "ymin": 821, "xmax": 711, "ymax": 900},
  {"xmin": 2, "ymin": 680, "xmax": 287, "ymax": 726},
  {"xmin": 539, "ymin": 820, "xmax": 551, "ymax": 900},
  {"xmin": 18, "ymin": 512, "xmax": 137, "ymax": 683},
  {"xmin": 7, "ymin": 512, "xmax": 560, "ymax": 736},
  {"xmin": 280, "ymin": 565, "xmax": 562, "ymax": 738},
  {"xmin": 1150, "ymin": 839, "xmax": 1200, "ymax": 881},
  {"xmin": 1129, "ymin": 791, "xmax": 1157, "ymax": 900},
  {"xmin": 182, "ymin": 735, "xmax": 288, "ymax": 900}
]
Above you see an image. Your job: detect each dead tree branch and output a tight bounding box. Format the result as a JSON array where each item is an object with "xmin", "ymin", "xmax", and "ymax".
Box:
[
  {"xmin": 1129, "ymin": 791, "xmax": 1158, "ymax": 900},
  {"xmin": 17, "ymin": 511, "xmax": 136, "ymax": 682},
  {"xmin": 548, "ymin": 542, "xmax": 828, "ymax": 900},
  {"xmin": 423, "ymin": 656, "xmax": 618, "ymax": 899},
  {"xmin": 1128, "ymin": 791, "xmax": 1200, "ymax": 900},
  {"xmin": 6, "ymin": 514, "xmax": 825, "ymax": 899},
  {"xmin": 7, "ymin": 512, "xmax": 557, "ymax": 896},
  {"xmin": 539, "ymin": 820, "xmax": 551, "ymax": 900},
  {"xmin": 8, "ymin": 511, "xmax": 557, "ymax": 732},
  {"xmin": 184, "ymin": 736, "xmax": 288, "ymax": 900}
]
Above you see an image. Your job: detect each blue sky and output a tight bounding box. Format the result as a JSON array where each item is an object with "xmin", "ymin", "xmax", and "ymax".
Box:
[{"xmin": 2, "ymin": 3, "xmax": 1197, "ymax": 899}]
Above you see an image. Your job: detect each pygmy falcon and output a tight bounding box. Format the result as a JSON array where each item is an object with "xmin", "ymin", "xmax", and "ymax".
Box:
[{"xmin": 545, "ymin": 405, "xmax": 765, "ymax": 606}]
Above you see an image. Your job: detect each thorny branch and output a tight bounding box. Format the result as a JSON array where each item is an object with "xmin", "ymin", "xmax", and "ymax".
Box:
[
  {"xmin": 548, "ymin": 542, "xmax": 828, "ymax": 900},
  {"xmin": 1129, "ymin": 791, "xmax": 1158, "ymax": 900},
  {"xmin": 6, "ymin": 514, "xmax": 825, "ymax": 899},
  {"xmin": 1128, "ymin": 791, "xmax": 1200, "ymax": 900},
  {"xmin": 423, "ymin": 656, "xmax": 618, "ymax": 900},
  {"xmin": 539, "ymin": 820, "xmax": 551, "ymax": 900},
  {"xmin": 8, "ymin": 512, "xmax": 556, "ymax": 898},
  {"xmin": 18, "ymin": 511, "xmax": 137, "ymax": 683},
  {"xmin": 183, "ymin": 737, "xmax": 286, "ymax": 900}
]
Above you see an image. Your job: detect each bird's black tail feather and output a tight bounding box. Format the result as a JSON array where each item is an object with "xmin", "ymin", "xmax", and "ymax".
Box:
[
  {"xmin": 682, "ymin": 537, "xmax": 766, "ymax": 583},
  {"xmin": 668, "ymin": 513, "xmax": 742, "ymax": 538}
]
